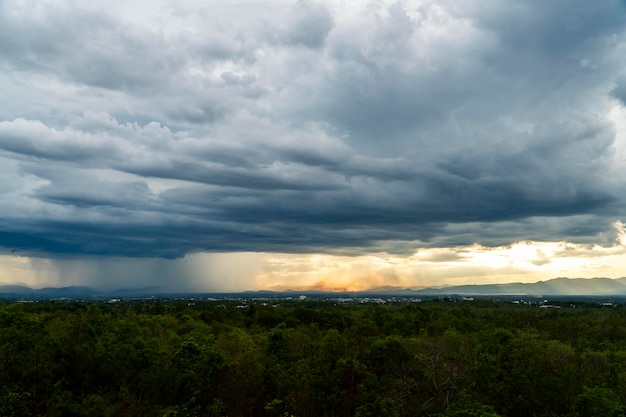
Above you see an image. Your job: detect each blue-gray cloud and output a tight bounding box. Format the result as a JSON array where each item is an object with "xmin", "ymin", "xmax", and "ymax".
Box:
[{"xmin": 0, "ymin": 0, "xmax": 626, "ymax": 259}]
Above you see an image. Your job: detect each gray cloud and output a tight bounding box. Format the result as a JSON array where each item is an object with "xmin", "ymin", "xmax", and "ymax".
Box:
[
  {"xmin": 0, "ymin": 0, "xmax": 626, "ymax": 260},
  {"xmin": 282, "ymin": 0, "xmax": 334, "ymax": 48}
]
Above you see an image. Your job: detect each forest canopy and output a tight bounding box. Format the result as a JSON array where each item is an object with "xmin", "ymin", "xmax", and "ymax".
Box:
[{"xmin": 1, "ymin": 298, "xmax": 626, "ymax": 417}]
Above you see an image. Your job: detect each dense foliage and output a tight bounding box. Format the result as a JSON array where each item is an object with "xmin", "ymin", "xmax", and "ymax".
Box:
[{"xmin": 1, "ymin": 297, "xmax": 626, "ymax": 416}]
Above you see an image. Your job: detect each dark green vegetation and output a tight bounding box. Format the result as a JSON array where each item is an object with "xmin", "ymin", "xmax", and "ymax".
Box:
[{"xmin": 2, "ymin": 298, "xmax": 626, "ymax": 417}]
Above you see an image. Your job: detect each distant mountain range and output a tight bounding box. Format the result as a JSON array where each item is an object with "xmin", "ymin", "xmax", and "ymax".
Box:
[
  {"xmin": 0, "ymin": 285, "xmax": 163, "ymax": 297},
  {"xmin": 274, "ymin": 277, "xmax": 626, "ymax": 297},
  {"xmin": 3, "ymin": 277, "xmax": 626, "ymax": 297},
  {"xmin": 368, "ymin": 277, "xmax": 626, "ymax": 296}
]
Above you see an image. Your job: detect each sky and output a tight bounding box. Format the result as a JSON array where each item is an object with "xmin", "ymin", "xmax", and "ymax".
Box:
[{"xmin": 2, "ymin": 0, "xmax": 626, "ymax": 292}]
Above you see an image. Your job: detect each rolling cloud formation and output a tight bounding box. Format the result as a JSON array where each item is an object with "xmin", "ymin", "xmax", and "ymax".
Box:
[{"xmin": 1, "ymin": 0, "xmax": 626, "ymax": 259}]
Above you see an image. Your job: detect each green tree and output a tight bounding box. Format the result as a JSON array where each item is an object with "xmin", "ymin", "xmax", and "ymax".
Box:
[
  {"xmin": 438, "ymin": 395, "xmax": 501, "ymax": 417},
  {"xmin": 573, "ymin": 386, "xmax": 620, "ymax": 417}
]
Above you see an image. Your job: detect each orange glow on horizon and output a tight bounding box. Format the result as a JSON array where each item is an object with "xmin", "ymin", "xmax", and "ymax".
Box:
[
  {"xmin": 250, "ymin": 222, "xmax": 626, "ymax": 291},
  {"xmin": 2, "ymin": 221, "xmax": 626, "ymax": 292}
]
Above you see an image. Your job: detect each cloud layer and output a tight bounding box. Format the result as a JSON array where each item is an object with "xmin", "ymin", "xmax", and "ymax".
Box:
[{"xmin": 1, "ymin": 0, "xmax": 626, "ymax": 260}]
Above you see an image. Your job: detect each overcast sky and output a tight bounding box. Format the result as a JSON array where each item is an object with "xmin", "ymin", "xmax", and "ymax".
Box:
[{"xmin": 2, "ymin": 0, "xmax": 626, "ymax": 291}]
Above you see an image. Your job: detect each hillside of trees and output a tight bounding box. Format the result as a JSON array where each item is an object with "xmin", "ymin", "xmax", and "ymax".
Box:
[{"xmin": 1, "ymin": 297, "xmax": 626, "ymax": 416}]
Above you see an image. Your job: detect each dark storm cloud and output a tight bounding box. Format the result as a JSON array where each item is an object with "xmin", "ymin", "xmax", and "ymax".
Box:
[{"xmin": 1, "ymin": 0, "xmax": 626, "ymax": 258}]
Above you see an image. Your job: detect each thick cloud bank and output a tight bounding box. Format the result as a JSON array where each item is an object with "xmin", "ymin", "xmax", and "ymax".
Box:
[{"xmin": 1, "ymin": 0, "xmax": 626, "ymax": 258}]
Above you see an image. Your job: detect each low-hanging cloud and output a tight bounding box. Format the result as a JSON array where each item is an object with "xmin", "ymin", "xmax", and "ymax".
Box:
[{"xmin": 0, "ymin": 0, "xmax": 626, "ymax": 265}]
